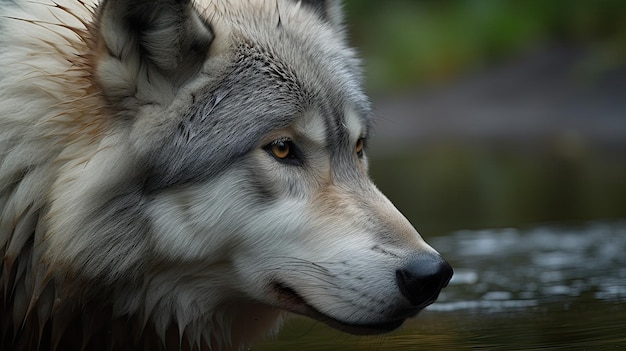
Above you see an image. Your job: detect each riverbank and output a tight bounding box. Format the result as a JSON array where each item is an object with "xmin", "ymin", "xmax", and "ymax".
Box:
[{"xmin": 369, "ymin": 47, "xmax": 626, "ymax": 154}]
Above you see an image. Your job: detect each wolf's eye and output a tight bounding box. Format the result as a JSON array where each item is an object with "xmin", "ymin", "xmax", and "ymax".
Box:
[
  {"xmin": 356, "ymin": 137, "xmax": 365, "ymax": 157},
  {"xmin": 264, "ymin": 139, "xmax": 302, "ymax": 166},
  {"xmin": 270, "ymin": 140, "xmax": 291, "ymax": 159}
]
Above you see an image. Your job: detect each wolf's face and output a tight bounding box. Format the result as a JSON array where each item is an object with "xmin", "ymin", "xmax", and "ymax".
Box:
[
  {"xmin": 27, "ymin": 0, "xmax": 452, "ymax": 345},
  {"xmin": 148, "ymin": 107, "xmax": 453, "ymax": 335}
]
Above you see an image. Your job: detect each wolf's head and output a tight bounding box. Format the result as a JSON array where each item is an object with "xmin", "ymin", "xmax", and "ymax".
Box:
[{"xmin": 22, "ymin": 0, "xmax": 453, "ymax": 348}]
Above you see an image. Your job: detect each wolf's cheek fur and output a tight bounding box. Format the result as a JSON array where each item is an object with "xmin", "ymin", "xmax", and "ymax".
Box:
[{"xmin": 145, "ymin": 145, "xmax": 438, "ymax": 330}]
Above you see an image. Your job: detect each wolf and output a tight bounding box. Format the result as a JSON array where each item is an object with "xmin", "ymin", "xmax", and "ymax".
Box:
[{"xmin": 0, "ymin": 0, "xmax": 453, "ymax": 350}]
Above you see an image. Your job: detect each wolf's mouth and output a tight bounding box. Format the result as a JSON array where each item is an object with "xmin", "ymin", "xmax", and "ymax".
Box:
[{"xmin": 272, "ymin": 282, "xmax": 405, "ymax": 335}]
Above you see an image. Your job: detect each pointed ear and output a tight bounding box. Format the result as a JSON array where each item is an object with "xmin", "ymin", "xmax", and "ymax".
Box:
[
  {"xmin": 95, "ymin": 0, "xmax": 214, "ymax": 102},
  {"xmin": 299, "ymin": 0, "xmax": 344, "ymax": 27}
]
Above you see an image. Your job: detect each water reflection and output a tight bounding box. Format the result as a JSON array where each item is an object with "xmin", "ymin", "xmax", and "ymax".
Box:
[
  {"xmin": 255, "ymin": 221, "xmax": 626, "ymax": 350},
  {"xmin": 432, "ymin": 221, "xmax": 626, "ymax": 311},
  {"xmin": 368, "ymin": 146, "xmax": 626, "ymax": 237}
]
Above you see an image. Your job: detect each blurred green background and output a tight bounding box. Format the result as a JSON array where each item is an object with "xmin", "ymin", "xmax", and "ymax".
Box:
[
  {"xmin": 343, "ymin": 0, "xmax": 626, "ymax": 236},
  {"xmin": 345, "ymin": 0, "xmax": 626, "ymax": 92}
]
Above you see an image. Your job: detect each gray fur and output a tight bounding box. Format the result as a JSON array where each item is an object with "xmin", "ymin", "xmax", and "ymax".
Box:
[
  {"xmin": 298, "ymin": 0, "xmax": 345, "ymax": 26},
  {"xmin": 145, "ymin": 21, "xmax": 371, "ymax": 190},
  {"xmin": 0, "ymin": 1, "xmax": 367, "ymax": 348},
  {"xmin": 0, "ymin": 1, "xmax": 450, "ymax": 350}
]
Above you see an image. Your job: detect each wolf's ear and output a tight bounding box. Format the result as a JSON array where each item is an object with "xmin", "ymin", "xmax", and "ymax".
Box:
[
  {"xmin": 298, "ymin": 0, "xmax": 344, "ymax": 27},
  {"xmin": 95, "ymin": 0, "xmax": 214, "ymax": 102}
]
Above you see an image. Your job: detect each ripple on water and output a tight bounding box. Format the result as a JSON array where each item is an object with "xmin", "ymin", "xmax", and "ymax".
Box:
[{"xmin": 428, "ymin": 221, "xmax": 626, "ymax": 312}]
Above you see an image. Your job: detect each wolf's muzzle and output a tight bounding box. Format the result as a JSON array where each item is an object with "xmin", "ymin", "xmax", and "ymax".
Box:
[{"xmin": 395, "ymin": 253, "xmax": 453, "ymax": 308}]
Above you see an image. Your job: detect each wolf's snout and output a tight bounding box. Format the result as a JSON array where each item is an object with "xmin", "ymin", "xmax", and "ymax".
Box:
[{"xmin": 395, "ymin": 253, "xmax": 453, "ymax": 308}]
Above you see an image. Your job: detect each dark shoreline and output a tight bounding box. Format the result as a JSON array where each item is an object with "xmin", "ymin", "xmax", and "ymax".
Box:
[{"xmin": 370, "ymin": 47, "xmax": 626, "ymax": 154}]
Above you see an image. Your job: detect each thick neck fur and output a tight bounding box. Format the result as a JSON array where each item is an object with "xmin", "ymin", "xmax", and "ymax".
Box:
[
  {"xmin": 1, "ymin": 0, "xmax": 354, "ymax": 349},
  {"xmin": 0, "ymin": 1, "xmax": 278, "ymax": 349}
]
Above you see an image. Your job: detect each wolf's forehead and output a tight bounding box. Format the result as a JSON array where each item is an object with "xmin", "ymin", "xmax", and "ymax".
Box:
[
  {"xmin": 293, "ymin": 106, "xmax": 368, "ymax": 146},
  {"xmin": 145, "ymin": 0, "xmax": 370, "ymax": 189},
  {"xmin": 206, "ymin": 0, "xmax": 370, "ymax": 109}
]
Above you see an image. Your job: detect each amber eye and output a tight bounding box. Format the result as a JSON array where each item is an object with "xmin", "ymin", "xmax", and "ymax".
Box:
[
  {"xmin": 356, "ymin": 137, "xmax": 365, "ymax": 157},
  {"xmin": 270, "ymin": 140, "xmax": 291, "ymax": 159},
  {"xmin": 264, "ymin": 139, "xmax": 302, "ymax": 166}
]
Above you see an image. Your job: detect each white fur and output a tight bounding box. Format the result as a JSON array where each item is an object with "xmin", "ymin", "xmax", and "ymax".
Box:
[{"xmin": 1, "ymin": 1, "xmax": 447, "ymax": 350}]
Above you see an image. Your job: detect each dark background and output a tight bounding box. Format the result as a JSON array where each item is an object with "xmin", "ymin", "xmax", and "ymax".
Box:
[{"xmin": 344, "ymin": 0, "xmax": 626, "ymax": 236}]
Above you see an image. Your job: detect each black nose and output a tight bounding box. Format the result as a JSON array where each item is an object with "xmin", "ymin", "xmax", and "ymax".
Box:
[{"xmin": 395, "ymin": 253, "xmax": 453, "ymax": 308}]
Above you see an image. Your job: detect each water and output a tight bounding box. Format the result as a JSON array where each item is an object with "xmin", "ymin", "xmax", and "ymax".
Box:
[
  {"xmin": 433, "ymin": 222, "xmax": 626, "ymax": 310},
  {"xmin": 255, "ymin": 221, "xmax": 626, "ymax": 350}
]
